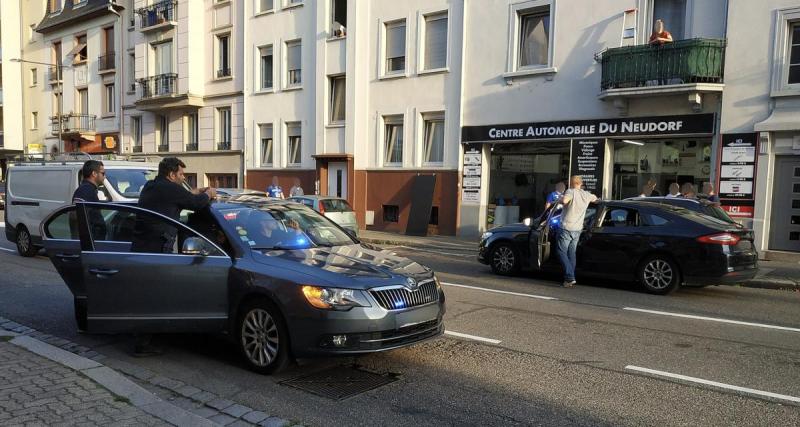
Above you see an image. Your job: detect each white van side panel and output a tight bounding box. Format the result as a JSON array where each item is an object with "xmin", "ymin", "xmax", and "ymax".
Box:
[{"xmin": 7, "ymin": 168, "xmax": 77, "ymax": 240}]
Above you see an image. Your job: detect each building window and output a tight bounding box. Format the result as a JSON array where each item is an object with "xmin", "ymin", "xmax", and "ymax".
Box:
[
  {"xmin": 52, "ymin": 92, "xmax": 62, "ymax": 117},
  {"xmin": 131, "ymin": 116, "xmax": 142, "ymax": 148},
  {"xmin": 260, "ymin": 45, "xmax": 273, "ymax": 90},
  {"xmin": 73, "ymin": 34, "xmax": 88, "ymax": 63},
  {"xmin": 383, "ymin": 205, "xmax": 399, "ymax": 223},
  {"xmin": 422, "ymin": 112, "xmax": 445, "ymax": 164},
  {"xmin": 423, "ymin": 12, "xmax": 448, "ymax": 70},
  {"xmin": 186, "ymin": 113, "xmax": 198, "ymax": 150},
  {"xmin": 258, "ymin": 0, "xmax": 274, "ymax": 13},
  {"xmin": 77, "ymin": 89, "xmax": 88, "ymax": 115},
  {"xmin": 286, "ymin": 122, "xmax": 301, "ymax": 165},
  {"xmin": 329, "ymin": 76, "xmax": 346, "ymax": 123},
  {"xmin": 429, "ymin": 206, "xmax": 439, "ymax": 226},
  {"xmin": 385, "ymin": 20, "xmax": 406, "ymax": 74},
  {"xmin": 185, "ymin": 173, "xmax": 198, "ymax": 189},
  {"xmin": 157, "ymin": 115, "xmax": 169, "ymax": 149},
  {"xmin": 208, "ymin": 174, "xmax": 238, "ymax": 188},
  {"xmin": 31, "ymin": 112, "xmax": 38, "ymax": 130},
  {"xmin": 652, "ymin": 0, "xmax": 686, "ymax": 41},
  {"xmin": 52, "ymin": 42, "xmax": 62, "ymax": 67},
  {"xmin": 518, "ymin": 7, "xmax": 550, "ymax": 68},
  {"xmin": 287, "ymin": 0, "xmax": 303, "ymax": 6},
  {"xmin": 217, "ymin": 33, "xmax": 231, "ymax": 78},
  {"xmin": 383, "ymin": 115, "xmax": 403, "ymax": 165},
  {"xmin": 790, "ymin": 23, "xmax": 800, "ymax": 85},
  {"xmin": 128, "ymin": 53, "xmax": 136, "ymax": 92},
  {"xmin": 217, "ymin": 107, "xmax": 231, "ymax": 150},
  {"xmin": 47, "ymin": 0, "xmax": 61, "ymax": 14},
  {"xmin": 286, "ymin": 40, "xmax": 301, "ymax": 87},
  {"xmin": 260, "ymin": 124, "xmax": 273, "ymax": 166},
  {"xmin": 331, "ymin": 0, "xmax": 347, "ymax": 37},
  {"xmin": 30, "ymin": 68, "xmax": 38, "ymax": 86},
  {"xmin": 104, "ymin": 84, "xmax": 115, "ymax": 114},
  {"xmin": 153, "ymin": 41, "xmax": 173, "ymax": 75},
  {"xmin": 104, "ymin": 26, "xmax": 115, "ymax": 55}
]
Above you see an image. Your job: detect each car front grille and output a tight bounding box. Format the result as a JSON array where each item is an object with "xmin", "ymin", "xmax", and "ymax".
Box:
[{"xmin": 369, "ymin": 280, "xmax": 439, "ymax": 310}]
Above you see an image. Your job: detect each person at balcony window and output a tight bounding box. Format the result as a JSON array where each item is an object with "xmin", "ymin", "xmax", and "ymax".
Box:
[{"xmin": 649, "ymin": 19, "xmax": 674, "ymax": 46}]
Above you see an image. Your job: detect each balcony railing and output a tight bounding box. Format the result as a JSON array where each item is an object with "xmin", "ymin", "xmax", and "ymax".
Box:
[
  {"xmin": 48, "ymin": 65, "xmax": 62, "ymax": 83},
  {"xmin": 157, "ymin": 144, "xmax": 170, "ymax": 152},
  {"xmin": 216, "ymin": 68, "xmax": 231, "ymax": 78},
  {"xmin": 132, "ymin": 145, "xmax": 143, "ymax": 153},
  {"xmin": 185, "ymin": 143, "xmax": 198, "ymax": 151},
  {"xmin": 599, "ymin": 38, "xmax": 726, "ymax": 90},
  {"xmin": 50, "ymin": 114, "xmax": 96, "ymax": 135},
  {"xmin": 98, "ymin": 52, "xmax": 115, "ymax": 72},
  {"xmin": 138, "ymin": 73, "xmax": 178, "ymax": 99},
  {"xmin": 137, "ymin": 0, "xmax": 177, "ymax": 29},
  {"xmin": 217, "ymin": 141, "xmax": 231, "ymax": 151}
]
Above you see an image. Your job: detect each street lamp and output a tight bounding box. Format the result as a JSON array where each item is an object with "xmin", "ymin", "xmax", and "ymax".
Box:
[{"xmin": 11, "ymin": 58, "xmax": 69, "ymax": 155}]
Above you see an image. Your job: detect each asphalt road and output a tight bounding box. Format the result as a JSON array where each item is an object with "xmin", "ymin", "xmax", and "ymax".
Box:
[{"xmin": 1, "ymin": 214, "xmax": 799, "ymax": 425}]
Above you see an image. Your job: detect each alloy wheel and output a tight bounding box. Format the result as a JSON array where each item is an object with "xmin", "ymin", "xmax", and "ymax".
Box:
[
  {"xmin": 241, "ymin": 308, "xmax": 280, "ymax": 368},
  {"xmin": 493, "ymin": 246, "xmax": 516, "ymax": 273},
  {"xmin": 642, "ymin": 259, "xmax": 674, "ymax": 290},
  {"xmin": 18, "ymin": 229, "xmax": 30, "ymax": 253}
]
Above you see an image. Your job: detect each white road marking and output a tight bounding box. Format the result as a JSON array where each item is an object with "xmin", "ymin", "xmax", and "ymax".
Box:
[
  {"xmin": 0, "ymin": 247, "xmax": 15, "ymax": 253},
  {"xmin": 0, "ymin": 222, "xmax": 4, "ymax": 227},
  {"xmin": 623, "ymin": 307, "xmax": 800, "ymax": 333},
  {"xmin": 442, "ymin": 282, "xmax": 558, "ymax": 301},
  {"xmin": 444, "ymin": 330, "xmax": 502, "ymax": 344},
  {"xmin": 397, "ymin": 246, "xmax": 474, "ymax": 258},
  {"xmin": 625, "ymin": 365, "xmax": 800, "ymax": 404}
]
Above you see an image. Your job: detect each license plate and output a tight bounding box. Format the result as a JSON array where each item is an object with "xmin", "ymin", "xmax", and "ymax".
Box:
[{"xmin": 395, "ymin": 303, "xmax": 440, "ymax": 329}]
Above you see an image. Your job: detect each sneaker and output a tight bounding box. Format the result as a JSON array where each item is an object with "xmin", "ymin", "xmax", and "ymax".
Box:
[{"xmin": 562, "ymin": 281, "xmax": 574, "ymax": 288}]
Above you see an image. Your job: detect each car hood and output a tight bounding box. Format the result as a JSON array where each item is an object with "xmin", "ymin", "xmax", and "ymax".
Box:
[
  {"xmin": 251, "ymin": 243, "xmax": 433, "ymax": 288},
  {"xmin": 488, "ymin": 223, "xmax": 531, "ymax": 234}
]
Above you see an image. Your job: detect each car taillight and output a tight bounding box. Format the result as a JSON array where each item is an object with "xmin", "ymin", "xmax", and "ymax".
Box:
[{"xmin": 696, "ymin": 233, "xmax": 740, "ymax": 245}]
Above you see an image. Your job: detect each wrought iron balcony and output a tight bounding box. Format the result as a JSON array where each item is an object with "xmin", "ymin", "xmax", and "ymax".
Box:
[
  {"xmin": 98, "ymin": 53, "xmax": 115, "ymax": 72},
  {"xmin": 138, "ymin": 73, "xmax": 178, "ymax": 99},
  {"xmin": 157, "ymin": 144, "xmax": 170, "ymax": 152},
  {"xmin": 599, "ymin": 38, "xmax": 726, "ymax": 90},
  {"xmin": 50, "ymin": 114, "xmax": 96, "ymax": 136},
  {"xmin": 137, "ymin": 0, "xmax": 177, "ymax": 30},
  {"xmin": 217, "ymin": 141, "xmax": 231, "ymax": 151},
  {"xmin": 132, "ymin": 145, "xmax": 143, "ymax": 153},
  {"xmin": 216, "ymin": 68, "xmax": 231, "ymax": 78},
  {"xmin": 185, "ymin": 143, "xmax": 198, "ymax": 151}
]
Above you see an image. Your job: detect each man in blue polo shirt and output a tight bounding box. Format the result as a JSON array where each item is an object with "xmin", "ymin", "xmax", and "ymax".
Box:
[{"xmin": 545, "ymin": 181, "xmax": 566, "ymax": 210}]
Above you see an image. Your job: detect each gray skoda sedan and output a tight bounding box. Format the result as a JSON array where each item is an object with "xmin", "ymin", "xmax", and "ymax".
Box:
[{"xmin": 40, "ymin": 197, "xmax": 445, "ymax": 373}]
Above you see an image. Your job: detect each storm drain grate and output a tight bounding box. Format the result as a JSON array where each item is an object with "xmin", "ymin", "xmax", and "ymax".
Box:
[{"xmin": 280, "ymin": 366, "xmax": 399, "ymax": 400}]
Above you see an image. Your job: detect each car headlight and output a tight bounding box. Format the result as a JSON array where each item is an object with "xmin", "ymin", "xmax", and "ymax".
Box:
[
  {"xmin": 481, "ymin": 232, "xmax": 493, "ymax": 241},
  {"xmin": 301, "ymin": 285, "xmax": 372, "ymax": 310}
]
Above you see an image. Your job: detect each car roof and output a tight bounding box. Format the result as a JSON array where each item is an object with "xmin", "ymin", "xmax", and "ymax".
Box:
[
  {"xmin": 288, "ymin": 195, "xmax": 345, "ymax": 201},
  {"xmin": 626, "ymin": 196, "xmax": 702, "ymax": 204},
  {"xmin": 211, "ymin": 196, "xmax": 301, "ymax": 210}
]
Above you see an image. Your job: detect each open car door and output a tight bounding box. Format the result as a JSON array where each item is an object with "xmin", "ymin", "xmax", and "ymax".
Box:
[
  {"xmin": 530, "ymin": 203, "xmax": 561, "ymax": 269},
  {"xmin": 41, "ymin": 205, "xmax": 88, "ymax": 329}
]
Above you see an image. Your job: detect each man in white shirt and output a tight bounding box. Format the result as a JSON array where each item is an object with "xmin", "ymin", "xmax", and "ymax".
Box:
[{"xmin": 557, "ymin": 176, "xmax": 598, "ymax": 287}]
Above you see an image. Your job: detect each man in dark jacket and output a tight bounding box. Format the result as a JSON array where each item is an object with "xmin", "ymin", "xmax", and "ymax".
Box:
[
  {"xmin": 131, "ymin": 157, "xmax": 216, "ymax": 253},
  {"xmin": 72, "ymin": 160, "xmax": 107, "ymax": 240}
]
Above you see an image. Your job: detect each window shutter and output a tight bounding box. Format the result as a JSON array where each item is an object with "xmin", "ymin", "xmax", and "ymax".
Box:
[
  {"xmin": 386, "ymin": 23, "xmax": 406, "ymax": 59},
  {"xmin": 260, "ymin": 124, "xmax": 273, "ymax": 139},
  {"xmin": 287, "ymin": 123, "xmax": 301, "ymax": 137},
  {"xmin": 287, "ymin": 42, "xmax": 301, "ymax": 71},
  {"xmin": 425, "ymin": 15, "xmax": 447, "ymax": 69}
]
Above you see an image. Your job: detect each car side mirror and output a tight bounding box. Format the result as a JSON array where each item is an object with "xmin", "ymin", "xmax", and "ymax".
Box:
[
  {"xmin": 182, "ymin": 237, "xmax": 210, "ymax": 256},
  {"xmin": 523, "ymin": 217, "xmax": 532, "ymax": 226}
]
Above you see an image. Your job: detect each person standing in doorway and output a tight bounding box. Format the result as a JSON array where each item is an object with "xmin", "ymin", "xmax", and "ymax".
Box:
[
  {"xmin": 289, "ymin": 177, "xmax": 304, "ymax": 197},
  {"xmin": 267, "ymin": 176, "xmax": 285, "ymax": 199},
  {"xmin": 557, "ymin": 176, "xmax": 598, "ymax": 288},
  {"xmin": 545, "ymin": 181, "xmax": 566, "ymax": 210}
]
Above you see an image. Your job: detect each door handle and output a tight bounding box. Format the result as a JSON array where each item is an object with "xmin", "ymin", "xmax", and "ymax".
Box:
[
  {"xmin": 56, "ymin": 253, "xmax": 80, "ymax": 260},
  {"xmin": 88, "ymin": 268, "xmax": 119, "ymax": 276}
]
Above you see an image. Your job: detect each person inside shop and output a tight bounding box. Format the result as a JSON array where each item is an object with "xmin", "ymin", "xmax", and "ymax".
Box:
[
  {"xmin": 649, "ymin": 19, "xmax": 674, "ymax": 46},
  {"xmin": 267, "ymin": 176, "xmax": 285, "ymax": 199},
  {"xmin": 545, "ymin": 181, "xmax": 566, "ymax": 210},
  {"xmin": 665, "ymin": 182, "xmax": 681, "ymax": 198},
  {"xmin": 638, "ymin": 179, "xmax": 661, "ymax": 197},
  {"xmin": 701, "ymin": 182, "xmax": 720, "ymax": 204},
  {"xmin": 680, "ymin": 182, "xmax": 698, "ymax": 199}
]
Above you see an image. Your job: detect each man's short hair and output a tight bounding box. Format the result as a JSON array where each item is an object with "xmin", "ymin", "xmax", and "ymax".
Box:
[
  {"xmin": 158, "ymin": 157, "xmax": 186, "ymax": 178},
  {"xmin": 82, "ymin": 160, "xmax": 104, "ymax": 179}
]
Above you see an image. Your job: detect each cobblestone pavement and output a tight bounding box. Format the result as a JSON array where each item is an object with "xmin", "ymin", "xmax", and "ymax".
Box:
[{"xmin": 0, "ymin": 340, "xmax": 167, "ymax": 427}]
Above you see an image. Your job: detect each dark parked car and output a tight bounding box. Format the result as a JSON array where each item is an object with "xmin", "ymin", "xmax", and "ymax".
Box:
[
  {"xmin": 40, "ymin": 198, "xmax": 445, "ymax": 373},
  {"xmin": 478, "ymin": 200, "xmax": 758, "ymax": 294},
  {"xmin": 625, "ymin": 196, "xmax": 742, "ymax": 227},
  {"xmin": 215, "ymin": 188, "xmax": 268, "ymax": 201}
]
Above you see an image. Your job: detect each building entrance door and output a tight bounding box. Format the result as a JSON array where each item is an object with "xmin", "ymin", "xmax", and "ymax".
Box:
[
  {"xmin": 769, "ymin": 156, "xmax": 800, "ymax": 252},
  {"xmin": 328, "ymin": 162, "xmax": 347, "ymax": 198}
]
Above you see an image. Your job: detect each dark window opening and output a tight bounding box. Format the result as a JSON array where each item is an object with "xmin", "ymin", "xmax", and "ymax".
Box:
[
  {"xmin": 792, "ymin": 216, "xmax": 800, "ymax": 225},
  {"xmin": 793, "ymin": 200, "xmax": 800, "ymax": 209},
  {"xmin": 185, "ymin": 173, "xmax": 198, "ymax": 190},
  {"xmin": 383, "ymin": 205, "xmax": 399, "ymax": 223},
  {"xmin": 332, "ymin": 0, "xmax": 347, "ymax": 36},
  {"xmin": 790, "ymin": 232, "xmax": 800, "ymax": 241},
  {"xmin": 429, "ymin": 206, "xmax": 439, "ymax": 225}
]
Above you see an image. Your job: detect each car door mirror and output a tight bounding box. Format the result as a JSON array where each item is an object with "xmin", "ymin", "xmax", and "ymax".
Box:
[{"xmin": 182, "ymin": 237, "xmax": 210, "ymax": 256}]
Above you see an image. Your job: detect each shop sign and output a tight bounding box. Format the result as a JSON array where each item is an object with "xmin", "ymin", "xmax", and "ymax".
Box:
[
  {"xmin": 462, "ymin": 145, "xmax": 482, "ymax": 205},
  {"xmin": 461, "ymin": 114, "xmax": 715, "ymax": 143},
  {"xmin": 717, "ymin": 133, "xmax": 758, "ymax": 218},
  {"xmin": 569, "ymin": 139, "xmax": 605, "ymax": 194}
]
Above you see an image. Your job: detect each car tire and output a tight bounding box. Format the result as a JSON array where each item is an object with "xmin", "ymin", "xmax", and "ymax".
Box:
[
  {"xmin": 637, "ymin": 255, "xmax": 681, "ymax": 295},
  {"xmin": 490, "ymin": 243, "xmax": 520, "ymax": 276},
  {"xmin": 236, "ymin": 299, "xmax": 291, "ymax": 375},
  {"xmin": 16, "ymin": 225, "xmax": 37, "ymax": 257}
]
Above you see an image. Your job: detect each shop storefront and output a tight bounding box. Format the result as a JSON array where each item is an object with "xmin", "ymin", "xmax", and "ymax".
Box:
[{"xmin": 460, "ymin": 113, "xmax": 717, "ymax": 231}]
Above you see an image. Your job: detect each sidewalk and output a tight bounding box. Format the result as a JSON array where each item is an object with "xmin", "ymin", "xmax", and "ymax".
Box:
[{"xmin": 358, "ymin": 230, "xmax": 800, "ymax": 291}]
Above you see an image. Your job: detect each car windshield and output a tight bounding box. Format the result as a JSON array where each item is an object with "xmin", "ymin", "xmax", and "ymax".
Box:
[
  {"xmin": 104, "ymin": 169, "xmax": 157, "ymax": 198},
  {"xmin": 217, "ymin": 204, "xmax": 355, "ymax": 250},
  {"xmin": 321, "ymin": 199, "xmax": 353, "ymax": 212}
]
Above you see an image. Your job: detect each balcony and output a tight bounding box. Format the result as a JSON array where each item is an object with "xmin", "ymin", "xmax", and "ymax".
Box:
[
  {"xmin": 48, "ymin": 66, "xmax": 62, "ymax": 83},
  {"xmin": 135, "ymin": 73, "xmax": 204, "ymax": 111},
  {"xmin": 137, "ymin": 0, "xmax": 177, "ymax": 33},
  {"xmin": 138, "ymin": 73, "xmax": 177, "ymax": 99},
  {"xmin": 185, "ymin": 143, "xmax": 198, "ymax": 151},
  {"xmin": 157, "ymin": 144, "xmax": 170, "ymax": 152},
  {"xmin": 597, "ymin": 38, "xmax": 726, "ymax": 113},
  {"xmin": 50, "ymin": 114, "xmax": 96, "ymax": 137},
  {"xmin": 98, "ymin": 53, "xmax": 115, "ymax": 73},
  {"xmin": 216, "ymin": 68, "xmax": 231, "ymax": 79},
  {"xmin": 217, "ymin": 141, "xmax": 231, "ymax": 151}
]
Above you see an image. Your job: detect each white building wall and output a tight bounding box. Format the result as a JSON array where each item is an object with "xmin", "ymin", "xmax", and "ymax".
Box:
[{"xmin": 1, "ymin": 0, "xmax": 26, "ymax": 154}]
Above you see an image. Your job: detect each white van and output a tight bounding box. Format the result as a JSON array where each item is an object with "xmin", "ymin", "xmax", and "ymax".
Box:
[{"xmin": 5, "ymin": 158, "xmax": 158, "ymax": 256}]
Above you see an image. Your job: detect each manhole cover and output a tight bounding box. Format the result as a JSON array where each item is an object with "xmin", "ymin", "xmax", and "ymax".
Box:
[{"xmin": 280, "ymin": 366, "xmax": 399, "ymax": 400}]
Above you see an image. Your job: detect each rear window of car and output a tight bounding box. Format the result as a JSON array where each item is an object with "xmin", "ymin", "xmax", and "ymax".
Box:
[
  {"xmin": 321, "ymin": 199, "xmax": 353, "ymax": 212},
  {"xmin": 104, "ymin": 169, "xmax": 157, "ymax": 198},
  {"xmin": 702, "ymin": 205, "xmax": 736, "ymax": 224}
]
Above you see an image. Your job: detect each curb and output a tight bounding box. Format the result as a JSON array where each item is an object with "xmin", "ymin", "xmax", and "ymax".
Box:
[
  {"xmin": 0, "ymin": 317, "xmax": 302, "ymax": 427},
  {"xmin": 741, "ymin": 278, "xmax": 800, "ymax": 291},
  {"xmin": 1, "ymin": 328, "xmax": 216, "ymax": 427}
]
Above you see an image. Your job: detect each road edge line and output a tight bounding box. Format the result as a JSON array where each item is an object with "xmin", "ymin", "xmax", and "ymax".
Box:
[
  {"xmin": 442, "ymin": 282, "xmax": 558, "ymax": 301},
  {"xmin": 444, "ymin": 330, "xmax": 502, "ymax": 344},
  {"xmin": 623, "ymin": 307, "xmax": 800, "ymax": 333}
]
